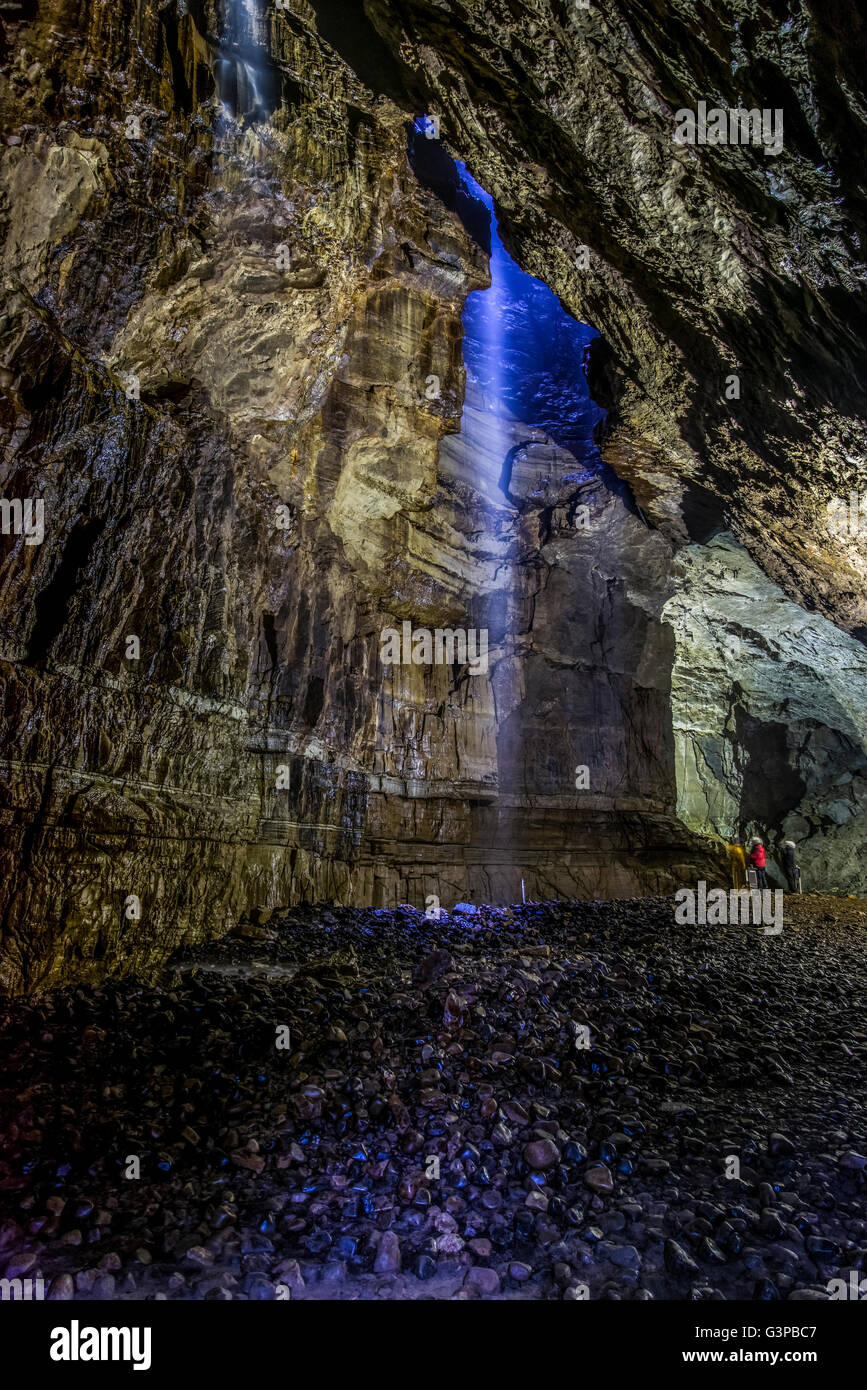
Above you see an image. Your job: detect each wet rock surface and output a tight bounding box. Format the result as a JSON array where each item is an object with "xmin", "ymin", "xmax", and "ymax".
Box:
[
  {"xmin": 364, "ymin": 0, "xmax": 867, "ymax": 632},
  {"xmin": 1, "ymin": 896, "xmax": 864, "ymax": 1301},
  {"xmin": 663, "ymin": 534, "xmax": 867, "ymax": 896}
]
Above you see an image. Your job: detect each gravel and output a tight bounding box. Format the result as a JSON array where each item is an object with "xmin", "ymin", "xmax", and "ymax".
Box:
[{"xmin": 0, "ymin": 895, "xmax": 864, "ymax": 1301}]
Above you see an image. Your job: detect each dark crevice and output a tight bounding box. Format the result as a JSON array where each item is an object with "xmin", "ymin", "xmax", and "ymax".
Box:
[
  {"xmin": 408, "ymin": 125, "xmax": 492, "ymax": 254},
  {"xmin": 302, "ymin": 674, "xmax": 325, "ymax": 729},
  {"xmin": 308, "ymin": 0, "xmax": 416, "ymax": 106},
  {"xmin": 262, "ymin": 610, "xmax": 278, "ymax": 672},
  {"xmin": 26, "ymin": 515, "xmax": 105, "ymax": 665}
]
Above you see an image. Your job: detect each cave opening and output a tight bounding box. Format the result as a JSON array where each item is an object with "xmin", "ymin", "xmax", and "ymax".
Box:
[
  {"xmin": 410, "ymin": 120, "xmax": 605, "ymax": 488},
  {"xmin": 455, "ymin": 161, "xmax": 605, "ymax": 473}
]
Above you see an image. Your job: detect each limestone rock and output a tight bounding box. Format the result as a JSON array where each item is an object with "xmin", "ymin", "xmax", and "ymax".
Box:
[{"xmin": 0, "ymin": 1, "xmax": 865, "ymax": 987}]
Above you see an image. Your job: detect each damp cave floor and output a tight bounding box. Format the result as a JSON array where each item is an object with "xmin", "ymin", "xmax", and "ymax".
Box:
[{"xmin": 1, "ymin": 894, "xmax": 866, "ymax": 1301}]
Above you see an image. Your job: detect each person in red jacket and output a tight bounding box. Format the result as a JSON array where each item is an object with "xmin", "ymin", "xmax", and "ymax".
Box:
[{"xmin": 748, "ymin": 837, "xmax": 768, "ymax": 889}]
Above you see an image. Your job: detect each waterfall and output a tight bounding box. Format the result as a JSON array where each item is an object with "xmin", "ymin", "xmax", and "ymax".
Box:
[
  {"xmin": 455, "ymin": 158, "xmax": 603, "ymax": 472},
  {"xmin": 214, "ymin": 0, "xmax": 276, "ymax": 121},
  {"xmin": 456, "ymin": 163, "xmax": 513, "ymax": 477}
]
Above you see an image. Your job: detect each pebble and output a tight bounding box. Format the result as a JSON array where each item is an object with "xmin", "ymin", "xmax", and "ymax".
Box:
[
  {"xmin": 47, "ymin": 1274, "xmax": 74, "ymax": 1300},
  {"xmin": 184, "ymin": 1247, "xmax": 213, "ymax": 1267},
  {"xmin": 769, "ymin": 1133, "xmax": 796, "ymax": 1158},
  {"xmin": 4, "ymin": 1253, "xmax": 37, "ymax": 1278},
  {"xmin": 584, "ymin": 1163, "xmax": 614, "ymax": 1193},
  {"xmin": 607, "ymin": 1244, "xmax": 641, "ymax": 1271},
  {"xmin": 664, "ymin": 1239, "xmax": 700, "ymax": 1276},
  {"xmin": 374, "ymin": 1232, "xmax": 401, "ymax": 1273},
  {"xmin": 465, "ymin": 1266, "xmax": 500, "ymax": 1295},
  {"xmin": 524, "ymin": 1137, "xmax": 560, "ymax": 1169}
]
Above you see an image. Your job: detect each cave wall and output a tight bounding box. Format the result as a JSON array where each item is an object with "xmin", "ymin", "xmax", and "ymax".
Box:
[
  {"xmin": 0, "ymin": 0, "xmax": 726, "ymax": 991},
  {"xmin": 664, "ymin": 533, "xmax": 867, "ymax": 893},
  {"xmin": 360, "ymin": 0, "xmax": 867, "ymax": 630},
  {"xmin": 1, "ymin": 0, "xmax": 864, "ymax": 990}
]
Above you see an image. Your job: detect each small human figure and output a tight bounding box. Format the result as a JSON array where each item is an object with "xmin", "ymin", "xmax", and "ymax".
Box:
[
  {"xmin": 727, "ymin": 840, "xmax": 747, "ymax": 889},
  {"xmin": 780, "ymin": 839, "xmax": 800, "ymax": 893},
  {"xmin": 748, "ymin": 837, "xmax": 768, "ymax": 889}
]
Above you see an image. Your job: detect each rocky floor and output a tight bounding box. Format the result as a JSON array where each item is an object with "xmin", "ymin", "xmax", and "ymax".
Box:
[{"xmin": 1, "ymin": 896, "xmax": 866, "ymax": 1301}]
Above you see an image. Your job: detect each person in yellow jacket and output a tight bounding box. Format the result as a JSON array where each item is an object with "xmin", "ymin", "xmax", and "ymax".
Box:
[{"xmin": 727, "ymin": 841, "xmax": 747, "ymax": 889}]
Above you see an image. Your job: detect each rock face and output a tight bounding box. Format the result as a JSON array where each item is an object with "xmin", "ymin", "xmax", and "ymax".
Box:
[
  {"xmin": 361, "ymin": 0, "xmax": 867, "ymax": 630},
  {"xmin": 664, "ymin": 533, "xmax": 867, "ymax": 894},
  {"xmin": 0, "ymin": 2, "xmax": 864, "ymax": 988}
]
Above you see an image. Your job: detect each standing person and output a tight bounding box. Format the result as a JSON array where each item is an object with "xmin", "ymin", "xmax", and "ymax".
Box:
[
  {"xmin": 727, "ymin": 840, "xmax": 747, "ymax": 889},
  {"xmin": 748, "ymin": 837, "xmax": 768, "ymax": 890},
  {"xmin": 780, "ymin": 839, "xmax": 800, "ymax": 893}
]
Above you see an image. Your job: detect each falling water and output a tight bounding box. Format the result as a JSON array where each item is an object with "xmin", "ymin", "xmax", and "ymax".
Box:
[
  {"xmin": 215, "ymin": 0, "xmax": 277, "ymax": 122},
  {"xmin": 454, "ymin": 158, "xmax": 604, "ymax": 473},
  {"xmin": 410, "ymin": 129, "xmax": 605, "ymax": 900},
  {"xmin": 454, "ymin": 164, "xmax": 512, "ymax": 474}
]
